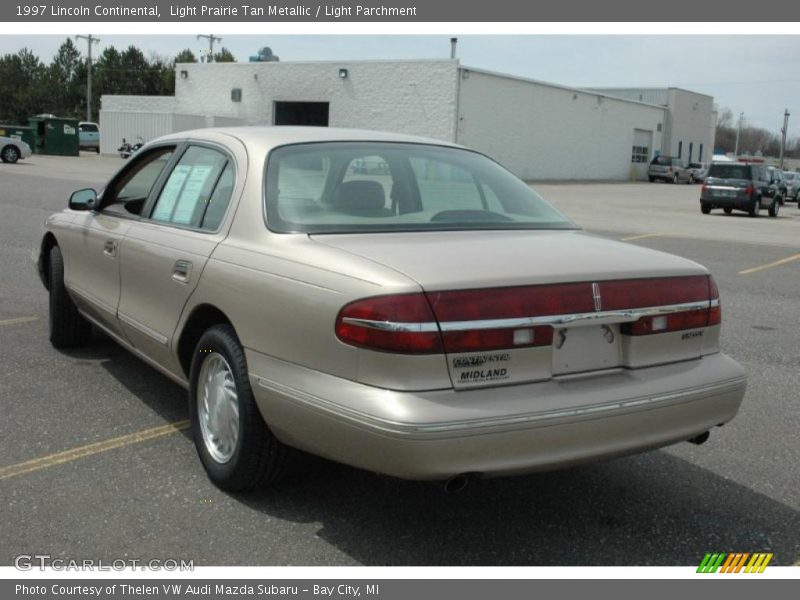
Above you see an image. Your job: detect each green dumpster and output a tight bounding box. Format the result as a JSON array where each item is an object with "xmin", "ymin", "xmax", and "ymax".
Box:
[
  {"xmin": 0, "ymin": 124, "xmax": 36, "ymax": 151},
  {"xmin": 28, "ymin": 116, "xmax": 79, "ymax": 156}
]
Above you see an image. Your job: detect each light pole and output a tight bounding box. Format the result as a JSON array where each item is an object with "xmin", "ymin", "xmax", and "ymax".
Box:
[
  {"xmin": 76, "ymin": 34, "xmax": 100, "ymax": 122},
  {"xmin": 779, "ymin": 109, "xmax": 790, "ymax": 170},
  {"xmin": 197, "ymin": 34, "xmax": 222, "ymax": 63},
  {"xmin": 734, "ymin": 112, "xmax": 744, "ymax": 157}
]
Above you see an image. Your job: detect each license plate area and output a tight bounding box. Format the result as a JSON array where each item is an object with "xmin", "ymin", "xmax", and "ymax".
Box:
[
  {"xmin": 713, "ymin": 188, "xmax": 736, "ymax": 198},
  {"xmin": 551, "ymin": 325, "xmax": 621, "ymax": 375}
]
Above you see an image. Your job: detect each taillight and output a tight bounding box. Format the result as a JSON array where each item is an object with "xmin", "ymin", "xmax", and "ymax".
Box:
[
  {"xmin": 335, "ymin": 293, "xmax": 443, "ymax": 353},
  {"xmin": 746, "ymin": 184, "xmax": 754, "ymax": 196},
  {"xmin": 701, "ymin": 184, "xmax": 708, "ymax": 194},
  {"xmin": 620, "ymin": 275, "xmax": 721, "ymax": 336}
]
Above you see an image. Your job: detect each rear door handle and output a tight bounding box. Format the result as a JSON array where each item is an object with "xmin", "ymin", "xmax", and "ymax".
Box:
[
  {"xmin": 103, "ymin": 240, "xmax": 117, "ymax": 257},
  {"xmin": 172, "ymin": 260, "xmax": 192, "ymax": 283}
]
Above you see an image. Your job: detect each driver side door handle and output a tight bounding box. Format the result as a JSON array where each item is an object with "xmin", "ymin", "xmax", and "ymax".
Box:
[
  {"xmin": 103, "ymin": 239, "xmax": 117, "ymax": 257},
  {"xmin": 172, "ymin": 259, "xmax": 192, "ymax": 283}
]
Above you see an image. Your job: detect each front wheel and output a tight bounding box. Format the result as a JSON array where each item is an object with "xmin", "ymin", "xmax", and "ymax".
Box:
[
  {"xmin": 700, "ymin": 203, "xmax": 711, "ymax": 214},
  {"xmin": 2, "ymin": 145, "xmax": 20, "ymax": 163},
  {"xmin": 189, "ymin": 324, "xmax": 288, "ymax": 491},
  {"xmin": 48, "ymin": 246, "xmax": 92, "ymax": 348},
  {"xmin": 768, "ymin": 199, "xmax": 780, "ymax": 217}
]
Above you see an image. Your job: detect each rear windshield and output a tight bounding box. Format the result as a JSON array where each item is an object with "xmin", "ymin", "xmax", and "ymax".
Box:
[
  {"xmin": 707, "ymin": 164, "xmax": 751, "ymax": 179},
  {"xmin": 785, "ymin": 173, "xmax": 796, "ymax": 180},
  {"xmin": 80, "ymin": 123, "xmax": 98, "ymax": 132},
  {"xmin": 265, "ymin": 142, "xmax": 576, "ymax": 234},
  {"xmin": 651, "ymin": 156, "xmax": 674, "ymax": 166}
]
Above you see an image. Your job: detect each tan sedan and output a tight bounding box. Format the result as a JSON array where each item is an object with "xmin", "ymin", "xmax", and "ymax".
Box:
[{"xmin": 34, "ymin": 127, "xmax": 747, "ymax": 492}]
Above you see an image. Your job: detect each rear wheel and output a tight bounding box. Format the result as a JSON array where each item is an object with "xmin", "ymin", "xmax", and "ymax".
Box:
[
  {"xmin": 189, "ymin": 324, "xmax": 288, "ymax": 491},
  {"xmin": 700, "ymin": 203, "xmax": 711, "ymax": 214},
  {"xmin": 648, "ymin": 176, "xmax": 655, "ymax": 183},
  {"xmin": 2, "ymin": 145, "xmax": 20, "ymax": 163},
  {"xmin": 48, "ymin": 246, "xmax": 92, "ymax": 348},
  {"xmin": 749, "ymin": 198, "xmax": 761, "ymax": 218}
]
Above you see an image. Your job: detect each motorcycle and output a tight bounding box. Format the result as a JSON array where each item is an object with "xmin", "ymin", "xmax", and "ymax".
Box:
[{"xmin": 118, "ymin": 136, "xmax": 144, "ymax": 159}]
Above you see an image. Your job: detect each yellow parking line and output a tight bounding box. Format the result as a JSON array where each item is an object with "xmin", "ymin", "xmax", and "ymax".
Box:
[
  {"xmin": 739, "ymin": 253, "xmax": 800, "ymax": 275},
  {"xmin": 0, "ymin": 420, "xmax": 190, "ymax": 481},
  {"xmin": 620, "ymin": 233, "xmax": 669, "ymax": 241},
  {"xmin": 0, "ymin": 316, "xmax": 38, "ymax": 326}
]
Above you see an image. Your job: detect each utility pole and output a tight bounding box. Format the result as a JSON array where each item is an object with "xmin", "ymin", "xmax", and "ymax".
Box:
[
  {"xmin": 197, "ymin": 34, "xmax": 222, "ymax": 63},
  {"xmin": 779, "ymin": 108, "xmax": 790, "ymax": 170},
  {"xmin": 734, "ymin": 112, "xmax": 744, "ymax": 157},
  {"xmin": 76, "ymin": 35, "xmax": 100, "ymax": 122}
]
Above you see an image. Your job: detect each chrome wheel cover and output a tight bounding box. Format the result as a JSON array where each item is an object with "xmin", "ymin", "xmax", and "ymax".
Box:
[{"xmin": 197, "ymin": 352, "xmax": 239, "ymax": 463}]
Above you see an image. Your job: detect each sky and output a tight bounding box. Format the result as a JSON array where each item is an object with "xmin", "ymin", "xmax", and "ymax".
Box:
[{"xmin": 1, "ymin": 34, "xmax": 798, "ymax": 132}]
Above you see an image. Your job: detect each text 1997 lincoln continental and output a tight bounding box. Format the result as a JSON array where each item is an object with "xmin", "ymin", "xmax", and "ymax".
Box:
[{"xmin": 34, "ymin": 128, "xmax": 747, "ymax": 491}]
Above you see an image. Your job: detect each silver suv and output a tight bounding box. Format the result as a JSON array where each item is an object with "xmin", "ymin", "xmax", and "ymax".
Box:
[{"xmin": 649, "ymin": 155, "xmax": 691, "ymax": 184}]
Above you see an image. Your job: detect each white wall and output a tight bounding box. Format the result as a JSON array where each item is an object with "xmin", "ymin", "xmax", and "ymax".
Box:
[
  {"xmin": 665, "ymin": 89, "xmax": 715, "ymax": 164},
  {"xmin": 172, "ymin": 59, "xmax": 459, "ymax": 142},
  {"xmin": 456, "ymin": 69, "xmax": 666, "ymax": 181}
]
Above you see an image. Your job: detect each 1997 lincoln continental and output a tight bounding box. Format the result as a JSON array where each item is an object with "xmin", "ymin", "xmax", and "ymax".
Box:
[{"xmin": 34, "ymin": 127, "xmax": 747, "ymax": 491}]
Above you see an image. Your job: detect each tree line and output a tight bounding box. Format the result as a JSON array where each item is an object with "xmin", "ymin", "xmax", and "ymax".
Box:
[
  {"xmin": 0, "ymin": 39, "xmax": 236, "ymax": 126},
  {"xmin": 715, "ymin": 106, "xmax": 799, "ymax": 159}
]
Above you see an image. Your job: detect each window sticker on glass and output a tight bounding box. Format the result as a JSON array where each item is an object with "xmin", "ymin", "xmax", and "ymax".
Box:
[
  {"xmin": 172, "ymin": 165, "xmax": 213, "ymax": 225},
  {"xmin": 152, "ymin": 164, "xmax": 192, "ymax": 222}
]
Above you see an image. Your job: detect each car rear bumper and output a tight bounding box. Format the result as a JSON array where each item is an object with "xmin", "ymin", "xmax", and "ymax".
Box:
[{"xmin": 247, "ymin": 351, "xmax": 746, "ymax": 480}]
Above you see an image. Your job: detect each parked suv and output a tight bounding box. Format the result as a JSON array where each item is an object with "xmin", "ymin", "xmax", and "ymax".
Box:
[
  {"xmin": 765, "ymin": 167, "xmax": 787, "ymax": 204},
  {"xmin": 783, "ymin": 171, "xmax": 798, "ymax": 202},
  {"xmin": 648, "ymin": 155, "xmax": 691, "ymax": 183},
  {"xmin": 700, "ymin": 162, "xmax": 781, "ymax": 217}
]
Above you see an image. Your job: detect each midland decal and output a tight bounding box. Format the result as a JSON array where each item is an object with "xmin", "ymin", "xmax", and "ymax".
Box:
[{"xmin": 452, "ymin": 353, "xmax": 511, "ymax": 385}]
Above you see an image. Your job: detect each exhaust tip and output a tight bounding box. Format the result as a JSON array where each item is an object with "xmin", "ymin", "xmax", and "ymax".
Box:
[
  {"xmin": 688, "ymin": 431, "xmax": 711, "ymax": 445},
  {"xmin": 442, "ymin": 474, "xmax": 471, "ymax": 494}
]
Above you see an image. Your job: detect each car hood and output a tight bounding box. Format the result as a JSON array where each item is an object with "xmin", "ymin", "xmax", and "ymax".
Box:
[{"xmin": 310, "ymin": 230, "xmax": 707, "ymax": 291}]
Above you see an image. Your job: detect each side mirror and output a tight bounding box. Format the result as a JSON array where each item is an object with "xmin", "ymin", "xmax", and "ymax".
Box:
[{"xmin": 69, "ymin": 188, "xmax": 97, "ymax": 211}]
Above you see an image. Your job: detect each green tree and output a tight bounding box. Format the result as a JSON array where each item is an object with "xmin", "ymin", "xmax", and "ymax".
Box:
[
  {"xmin": 213, "ymin": 47, "xmax": 236, "ymax": 63},
  {"xmin": 49, "ymin": 38, "xmax": 84, "ymax": 118},
  {"xmin": 174, "ymin": 49, "xmax": 198, "ymax": 63}
]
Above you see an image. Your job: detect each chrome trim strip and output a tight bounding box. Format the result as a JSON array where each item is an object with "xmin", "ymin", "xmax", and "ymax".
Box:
[
  {"xmin": 256, "ymin": 375, "xmax": 747, "ymax": 436},
  {"xmin": 118, "ymin": 313, "xmax": 169, "ymax": 346},
  {"xmin": 341, "ymin": 317, "xmax": 440, "ymax": 333},
  {"xmin": 342, "ymin": 300, "xmax": 712, "ymax": 334},
  {"xmin": 710, "ymin": 298, "xmax": 720, "ymax": 308}
]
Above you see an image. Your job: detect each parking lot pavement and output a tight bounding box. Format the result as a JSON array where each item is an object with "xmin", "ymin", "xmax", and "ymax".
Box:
[{"xmin": 1, "ymin": 157, "xmax": 799, "ymax": 566}]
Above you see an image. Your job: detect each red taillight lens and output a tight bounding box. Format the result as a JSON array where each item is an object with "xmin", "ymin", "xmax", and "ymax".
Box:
[
  {"xmin": 599, "ymin": 276, "xmax": 710, "ymax": 310},
  {"xmin": 335, "ymin": 293, "xmax": 443, "ymax": 353},
  {"xmin": 701, "ymin": 184, "xmax": 708, "ymax": 194},
  {"xmin": 746, "ymin": 184, "xmax": 754, "ymax": 196},
  {"xmin": 441, "ymin": 326, "xmax": 554, "ymax": 353}
]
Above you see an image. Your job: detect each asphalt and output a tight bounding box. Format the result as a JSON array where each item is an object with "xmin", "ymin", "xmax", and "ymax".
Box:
[{"xmin": 1, "ymin": 154, "xmax": 798, "ymax": 566}]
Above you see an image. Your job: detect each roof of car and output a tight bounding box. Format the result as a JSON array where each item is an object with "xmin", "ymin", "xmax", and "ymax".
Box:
[{"xmin": 157, "ymin": 126, "xmax": 462, "ymax": 150}]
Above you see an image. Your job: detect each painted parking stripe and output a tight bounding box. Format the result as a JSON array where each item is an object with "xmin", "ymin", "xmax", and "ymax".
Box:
[
  {"xmin": 0, "ymin": 316, "xmax": 38, "ymax": 326},
  {"xmin": 620, "ymin": 233, "xmax": 669, "ymax": 241},
  {"xmin": 739, "ymin": 253, "xmax": 800, "ymax": 275},
  {"xmin": 0, "ymin": 420, "xmax": 190, "ymax": 481}
]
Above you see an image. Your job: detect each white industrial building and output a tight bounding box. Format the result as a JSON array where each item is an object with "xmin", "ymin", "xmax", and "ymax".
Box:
[{"xmin": 100, "ymin": 59, "xmax": 715, "ymax": 181}]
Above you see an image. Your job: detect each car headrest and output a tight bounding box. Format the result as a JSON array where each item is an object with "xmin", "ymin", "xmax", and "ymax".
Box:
[{"xmin": 333, "ymin": 180, "xmax": 386, "ymax": 214}]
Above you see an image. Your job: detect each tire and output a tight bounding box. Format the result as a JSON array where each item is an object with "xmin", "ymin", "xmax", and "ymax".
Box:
[
  {"xmin": 648, "ymin": 176, "xmax": 655, "ymax": 183},
  {"xmin": 2, "ymin": 144, "xmax": 20, "ymax": 163},
  {"xmin": 48, "ymin": 246, "xmax": 92, "ymax": 348},
  {"xmin": 189, "ymin": 324, "xmax": 288, "ymax": 491},
  {"xmin": 700, "ymin": 203, "xmax": 711, "ymax": 214},
  {"xmin": 768, "ymin": 199, "xmax": 780, "ymax": 217},
  {"xmin": 672, "ymin": 174, "xmax": 679, "ymax": 184},
  {"xmin": 723, "ymin": 207, "xmax": 733, "ymax": 214},
  {"xmin": 749, "ymin": 198, "xmax": 761, "ymax": 218}
]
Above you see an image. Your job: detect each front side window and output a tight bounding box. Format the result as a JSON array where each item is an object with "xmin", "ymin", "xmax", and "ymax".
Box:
[
  {"xmin": 102, "ymin": 146, "xmax": 175, "ymax": 216},
  {"xmin": 150, "ymin": 146, "xmax": 233, "ymax": 230},
  {"xmin": 265, "ymin": 142, "xmax": 575, "ymax": 234}
]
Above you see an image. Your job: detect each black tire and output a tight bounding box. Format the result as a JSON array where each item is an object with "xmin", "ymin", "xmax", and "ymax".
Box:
[
  {"xmin": 48, "ymin": 246, "xmax": 92, "ymax": 348},
  {"xmin": 672, "ymin": 174, "xmax": 679, "ymax": 184},
  {"xmin": 648, "ymin": 176, "xmax": 655, "ymax": 183},
  {"xmin": 768, "ymin": 199, "xmax": 780, "ymax": 217},
  {"xmin": 2, "ymin": 144, "xmax": 20, "ymax": 163},
  {"xmin": 749, "ymin": 198, "xmax": 761, "ymax": 218},
  {"xmin": 189, "ymin": 324, "xmax": 288, "ymax": 491},
  {"xmin": 700, "ymin": 203, "xmax": 711, "ymax": 214},
  {"xmin": 723, "ymin": 207, "xmax": 733, "ymax": 214}
]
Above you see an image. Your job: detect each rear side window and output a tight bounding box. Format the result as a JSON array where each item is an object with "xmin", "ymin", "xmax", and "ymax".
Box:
[
  {"xmin": 651, "ymin": 156, "xmax": 673, "ymax": 166},
  {"xmin": 707, "ymin": 164, "xmax": 751, "ymax": 179},
  {"xmin": 150, "ymin": 146, "xmax": 233, "ymax": 230},
  {"xmin": 79, "ymin": 123, "xmax": 98, "ymax": 133}
]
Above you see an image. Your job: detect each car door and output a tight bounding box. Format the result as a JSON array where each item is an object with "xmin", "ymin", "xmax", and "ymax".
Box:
[
  {"xmin": 116, "ymin": 143, "xmax": 237, "ymax": 375},
  {"xmin": 60, "ymin": 145, "xmax": 177, "ymax": 338}
]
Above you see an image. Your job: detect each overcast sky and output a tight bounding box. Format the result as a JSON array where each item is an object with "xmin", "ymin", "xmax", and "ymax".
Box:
[{"xmin": 2, "ymin": 35, "xmax": 798, "ymax": 132}]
